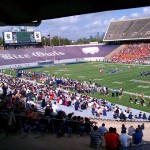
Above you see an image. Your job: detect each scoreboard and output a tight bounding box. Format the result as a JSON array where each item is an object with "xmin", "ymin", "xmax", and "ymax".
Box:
[{"xmin": 3, "ymin": 31, "xmax": 42, "ymax": 46}]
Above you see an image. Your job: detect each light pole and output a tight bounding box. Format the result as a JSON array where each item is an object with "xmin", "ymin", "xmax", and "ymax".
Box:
[
  {"xmin": 44, "ymin": 37, "xmax": 47, "ymax": 62},
  {"xmin": 59, "ymin": 36, "xmax": 60, "ymax": 46},
  {"xmin": 49, "ymin": 36, "xmax": 51, "ymax": 46},
  {"xmin": 53, "ymin": 45, "xmax": 55, "ymax": 63}
]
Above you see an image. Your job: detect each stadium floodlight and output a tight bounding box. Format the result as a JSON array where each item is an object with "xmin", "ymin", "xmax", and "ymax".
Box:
[{"xmin": 47, "ymin": 33, "xmax": 51, "ymax": 46}]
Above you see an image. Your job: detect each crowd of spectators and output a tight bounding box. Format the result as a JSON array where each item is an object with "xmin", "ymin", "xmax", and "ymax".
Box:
[
  {"xmin": 0, "ymin": 72, "xmax": 149, "ymax": 149},
  {"xmin": 90, "ymin": 122, "xmax": 145, "ymax": 149},
  {"xmin": 111, "ymin": 43, "xmax": 150, "ymax": 63}
]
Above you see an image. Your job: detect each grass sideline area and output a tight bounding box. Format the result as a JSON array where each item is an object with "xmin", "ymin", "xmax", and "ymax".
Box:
[{"xmin": 3, "ymin": 61, "xmax": 150, "ymax": 113}]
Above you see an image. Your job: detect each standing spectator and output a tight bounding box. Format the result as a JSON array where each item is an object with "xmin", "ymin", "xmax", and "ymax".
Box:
[
  {"xmin": 99, "ymin": 123, "xmax": 108, "ymax": 136},
  {"xmin": 112, "ymin": 89, "xmax": 115, "ymax": 97},
  {"xmin": 90, "ymin": 126, "xmax": 102, "ymax": 148},
  {"xmin": 141, "ymin": 123, "xmax": 145, "ymax": 130},
  {"xmin": 137, "ymin": 125, "xmax": 143, "ymax": 136},
  {"xmin": 119, "ymin": 130, "xmax": 131, "ymax": 148}
]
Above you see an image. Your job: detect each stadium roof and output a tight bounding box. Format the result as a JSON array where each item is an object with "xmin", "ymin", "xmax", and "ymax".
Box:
[{"xmin": 0, "ymin": 0, "xmax": 149, "ymax": 26}]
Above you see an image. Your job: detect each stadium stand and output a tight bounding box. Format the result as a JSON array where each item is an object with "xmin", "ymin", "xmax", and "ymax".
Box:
[
  {"xmin": 103, "ymin": 17, "xmax": 150, "ymax": 41},
  {"xmin": 110, "ymin": 43, "xmax": 150, "ymax": 63}
]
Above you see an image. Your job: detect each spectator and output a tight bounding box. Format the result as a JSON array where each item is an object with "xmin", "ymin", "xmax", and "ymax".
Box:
[
  {"xmin": 132, "ymin": 128, "xmax": 143, "ymax": 145},
  {"xmin": 137, "ymin": 125, "xmax": 143, "ymax": 136},
  {"xmin": 142, "ymin": 113, "xmax": 147, "ymax": 120},
  {"xmin": 128, "ymin": 112, "xmax": 133, "ymax": 120},
  {"xmin": 104, "ymin": 127, "xmax": 120, "ymax": 150},
  {"xmin": 141, "ymin": 123, "xmax": 145, "ymax": 130},
  {"xmin": 90, "ymin": 126, "xmax": 102, "ymax": 148},
  {"xmin": 119, "ymin": 130, "xmax": 131, "ymax": 148},
  {"xmin": 103, "ymin": 108, "xmax": 107, "ymax": 116},
  {"xmin": 148, "ymin": 115, "xmax": 150, "ymax": 122},
  {"xmin": 128, "ymin": 125, "xmax": 135, "ymax": 136},
  {"xmin": 99, "ymin": 123, "xmax": 108, "ymax": 136},
  {"xmin": 121, "ymin": 124, "xmax": 127, "ymax": 132},
  {"xmin": 120, "ymin": 111, "xmax": 126, "ymax": 121},
  {"xmin": 52, "ymin": 102, "xmax": 58, "ymax": 113},
  {"xmin": 74, "ymin": 100, "xmax": 80, "ymax": 111}
]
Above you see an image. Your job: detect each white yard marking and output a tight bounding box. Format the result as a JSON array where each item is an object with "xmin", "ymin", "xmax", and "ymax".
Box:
[
  {"xmin": 137, "ymin": 85, "xmax": 149, "ymax": 89},
  {"xmin": 94, "ymin": 78, "xmax": 103, "ymax": 80},
  {"xmin": 78, "ymin": 76, "xmax": 85, "ymax": 78},
  {"xmin": 65, "ymin": 74, "xmax": 71, "ymax": 76},
  {"xmin": 112, "ymin": 81, "xmax": 123, "ymax": 84}
]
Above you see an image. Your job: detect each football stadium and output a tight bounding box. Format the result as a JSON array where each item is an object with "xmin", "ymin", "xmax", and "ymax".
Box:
[{"xmin": 0, "ymin": 5, "xmax": 150, "ymax": 150}]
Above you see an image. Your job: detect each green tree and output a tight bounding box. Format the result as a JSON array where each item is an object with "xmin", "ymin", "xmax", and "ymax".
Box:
[
  {"xmin": 61, "ymin": 38, "xmax": 71, "ymax": 45},
  {"xmin": 51, "ymin": 36, "xmax": 59, "ymax": 46},
  {"xmin": 0, "ymin": 37, "xmax": 4, "ymax": 45}
]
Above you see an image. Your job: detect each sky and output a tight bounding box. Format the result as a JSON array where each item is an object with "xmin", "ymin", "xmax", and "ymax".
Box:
[{"xmin": 0, "ymin": 6, "xmax": 150, "ymax": 40}]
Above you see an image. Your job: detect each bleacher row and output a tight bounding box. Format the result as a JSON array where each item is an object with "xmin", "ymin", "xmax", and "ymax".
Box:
[{"xmin": 104, "ymin": 17, "xmax": 150, "ymax": 41}]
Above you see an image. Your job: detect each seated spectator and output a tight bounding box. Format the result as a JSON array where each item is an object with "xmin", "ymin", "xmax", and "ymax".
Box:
[
  {"xmin": 119, "ymin": 130, "xmax": 131, "ymax": 148},
  {"xmin": 138, "ymin": 112, "xmax": 142, "ymax": 119},
  {"xmin": 52, "ymin": 102, "xmax": 58, "ymax": 113},
  {"xmin": 128, "ymin": 125, "xmax": 135, "ymax": 136},
  {"xmin": 148, "ymin": 115, "xmax": 150, "ymax": 122},
  {"xmin": 45, "ymin": 101, "xmax": 52, "ymax": 110},
  {"xmin": 96, "ymin": 107, "xmax": 102, "ymax": 117},
  {"xmin": 74, "ymin": 100, "xmax": 80, "ymax": 111},
  {"xmin": 142, "ymin": 113, "xmax": 147, "ymax": 120},
  {"xmin": 91, "ymin": 107, "xmax": 96, "ymax": 115},
  {"xmin": 121, "ymin": 124, "xmax": 127, "ymax": 132},
  {"xmin": 128, "ymin": 112, "xmax": 133, "ymax": 120},
  {"xmin": 120, "ymin": 111, "xmax": 126, "ymax": 121},
  {"xmin": 132, "ymin": 128, "xmax": 143, "ymax": 145},
  {"xmin": 104, "ymin": 127, "xmax": 120, "ymax": 150},
  {"xmin": 90, "ymin": 126, "xmax": 102, "ymax": 148},
  {"xmin": 103, "ymin": 108, "xmax": 107, "ymax": 116},
  {"xmin": 99, "ymin": 123, "xmax": 108, "ymax": 136}
]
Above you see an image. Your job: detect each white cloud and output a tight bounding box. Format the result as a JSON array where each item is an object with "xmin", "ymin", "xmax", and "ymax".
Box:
[
  {"xmin": 85, "ymin": 19, "xmax": 102, "ymax": 28},
  {"xmin": 43, "ymin": 15, "xmax": 81, "ymax": 25},
  {"xmin": 131, "ymin": 13, "xmax": 140, "ymax": 17},
  {"xmin": 60, "ymin": 26, "xmax": 69, "ymax": 31},
  {"xmin": 143, "ymin": 7, "xmax": 150, "ymax": 15},
  {"xmin": 119, "ymin": 16, "xmax": 127, "ymax": 20},
  {"xmin": 103, "ymin": 18, "xmax": 115, "ymax": 25}
]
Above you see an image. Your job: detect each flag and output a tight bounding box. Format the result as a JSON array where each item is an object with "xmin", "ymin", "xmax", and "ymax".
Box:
[{"xmin": 47, "ymin": 33, "xmax": 50, "ymax": 37}]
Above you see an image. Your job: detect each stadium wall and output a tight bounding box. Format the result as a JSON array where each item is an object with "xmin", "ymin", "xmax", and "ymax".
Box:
[{"xmin": 0, "ymin": 44, "xmax": 119, "ymax": 69}]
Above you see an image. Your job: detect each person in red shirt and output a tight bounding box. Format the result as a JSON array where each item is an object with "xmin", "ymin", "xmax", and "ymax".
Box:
[{"xmin": 104, "ymin": 127, "xmax": 120, "ymax": 150}]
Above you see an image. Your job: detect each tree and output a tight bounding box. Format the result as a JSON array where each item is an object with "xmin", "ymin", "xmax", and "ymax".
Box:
[
  {"xmin": 0, "ymin": 37, "xmax": 4, "ymax": 45},
  {"xmin": 61, "ymin": 38, "xmax": 71, "ymax": 45}
]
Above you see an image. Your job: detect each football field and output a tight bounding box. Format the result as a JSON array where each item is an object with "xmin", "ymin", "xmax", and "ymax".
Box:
[{"xmin": 4, "ymin": 61, "xmax": 150, "ymax": 112}]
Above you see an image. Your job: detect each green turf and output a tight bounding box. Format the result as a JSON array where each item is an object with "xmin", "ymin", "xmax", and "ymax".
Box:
[{"xmin": 3, "ymin": 62, "xmax": 150, "ymax": 112}]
